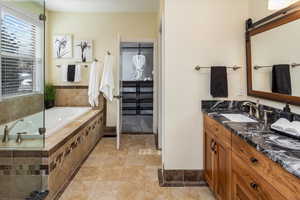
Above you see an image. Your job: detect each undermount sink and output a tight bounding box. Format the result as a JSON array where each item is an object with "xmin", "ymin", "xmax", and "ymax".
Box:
[{"xmin": 221, "ymin": 114, "xmax": 258, "ymax": 123}]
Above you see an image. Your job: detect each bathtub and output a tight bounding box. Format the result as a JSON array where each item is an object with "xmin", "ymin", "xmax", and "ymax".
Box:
[
  {"xmin": 0, "ymin": 107, "xmax": 92, "ymax": 139},
  {"xmin": 0, "ymin": 105, "xmax": 104, "ymax": 200}
]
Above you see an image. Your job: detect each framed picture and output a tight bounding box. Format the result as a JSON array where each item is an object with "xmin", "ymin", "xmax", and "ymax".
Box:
[
  {"xmin": 74, "ymin": 40, "xmax": 93, "ymax": 62},
  {"xmin": 53, "ymin": 35, "xmax": 73, "ymax": 58}
]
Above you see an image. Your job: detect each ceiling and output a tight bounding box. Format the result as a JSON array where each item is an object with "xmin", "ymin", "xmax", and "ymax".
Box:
[{"xmin": 45, "ymin": 0, "xmax": 159, "ymax": 13}]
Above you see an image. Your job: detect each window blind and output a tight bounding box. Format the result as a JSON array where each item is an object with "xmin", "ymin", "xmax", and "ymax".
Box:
[{"xmin": 1, "ymin": 10, "xmax": 42, "ymax": 97}]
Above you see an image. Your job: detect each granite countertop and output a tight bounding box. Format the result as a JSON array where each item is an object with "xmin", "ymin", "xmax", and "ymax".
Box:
[{"xmin": 202, "ymin": 101, "xmax": 300, "ymax": 179}]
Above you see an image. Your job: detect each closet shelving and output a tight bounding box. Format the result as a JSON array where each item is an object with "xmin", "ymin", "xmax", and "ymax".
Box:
[{"xmin": 122, "ymin": 80, "xmax": 153, "ymax": 116}]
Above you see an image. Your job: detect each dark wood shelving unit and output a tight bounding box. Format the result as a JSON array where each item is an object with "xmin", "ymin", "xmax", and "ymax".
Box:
[{"xmin": 122, "ymin": 81, "xmax": 153, "ymax": 116}]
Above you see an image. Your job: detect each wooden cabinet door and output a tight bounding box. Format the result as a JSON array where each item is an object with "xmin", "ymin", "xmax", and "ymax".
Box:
[
  {"xmin": 214, "ymin": 141, "xmax": 231, "ymax": 200},
  {"xmin": 204, "ymin": 130, "xmax": 215, "ymax": 190}
]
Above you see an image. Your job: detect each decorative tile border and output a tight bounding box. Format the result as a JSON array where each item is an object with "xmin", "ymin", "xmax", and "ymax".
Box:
[
  {"xmin": 0, "ymin": 164, "xmax": 48, "ymax": 176},
  {"xmin": 48, "ymin": 116, "xmax": 102, "ymax": 173},
  {"xmin": 52, "ymin": 135, "xmax": 102, "ymax": 200},
  {"xmin": 158, "ymin": 169, "xmax": 207, "ymax": 187}
]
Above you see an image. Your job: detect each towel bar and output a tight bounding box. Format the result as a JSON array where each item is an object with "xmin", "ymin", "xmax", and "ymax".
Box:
[
  {"xmin": 194, "ymin": 65, "xmax": 242, "ymax": 71},
  {"xmin": 254, "ymin": 63, "xmax": 300, "ymax": 70}
]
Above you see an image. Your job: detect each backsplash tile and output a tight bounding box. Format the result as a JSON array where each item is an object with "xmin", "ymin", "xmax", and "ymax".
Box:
[{"xmin": 201, "ymin": 100, "xmax": 300, "ymax": 123}]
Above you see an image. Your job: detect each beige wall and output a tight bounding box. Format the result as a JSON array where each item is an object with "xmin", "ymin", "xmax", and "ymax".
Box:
[
  {"xmin": 249, "ymin": 0, "xmax": 273, "ymax": 21},
  {"xmin": 162, "ymin": 0, "xmax": 249, "ymax": 170},
  {"xmin": 46, "ymin": 11, "xmax": 158, "ymax": 126}
]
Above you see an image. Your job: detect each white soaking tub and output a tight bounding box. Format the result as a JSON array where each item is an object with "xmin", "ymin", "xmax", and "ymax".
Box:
[{"xmin": 0, "ymin": 107, "xmax": 92, "ymax": 139}]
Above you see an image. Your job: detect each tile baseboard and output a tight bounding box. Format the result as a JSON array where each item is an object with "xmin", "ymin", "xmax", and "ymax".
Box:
[
  {"xmin": 104, "ymin": 126, "xmax": 116, "ymax": 136},
  {"xmin": 158, "ymin": 169, "xmax": 207, "ymax": 187}
]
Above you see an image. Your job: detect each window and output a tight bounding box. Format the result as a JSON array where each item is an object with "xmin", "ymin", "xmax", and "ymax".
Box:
[
  {"xmin": 268, "ymin": 0, "xmax": 298, "ymax": 10},
  {"xmin": 0, "ymin": 7, "xmax": 43, "ymax": 98}
]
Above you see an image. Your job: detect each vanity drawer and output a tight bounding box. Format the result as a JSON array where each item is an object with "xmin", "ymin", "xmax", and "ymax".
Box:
[
  {"xmin": 232, "ymin": 151, "xmax": 287, "ymax": 200},
  {"xmin": 204, "ymin": 115, "xmax": 231, "ymax": 145},
  {"xmin": 232, "ymin": 133, "xmax": 300, "ymax": 200}
]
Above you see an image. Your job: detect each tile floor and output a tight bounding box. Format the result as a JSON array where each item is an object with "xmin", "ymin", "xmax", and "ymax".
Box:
[
  {"xmin": 59, "ymin": 134, "xmax": 215, "ymax": 200},
  {"xmin": 122, "ymin": 116, "xmax": 153, "ymax": 133}
]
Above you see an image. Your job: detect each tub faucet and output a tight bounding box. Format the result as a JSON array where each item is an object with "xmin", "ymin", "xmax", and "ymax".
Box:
[{"xmin": 2, "ymin": 119, "xmax": 24, "ymax": 143}]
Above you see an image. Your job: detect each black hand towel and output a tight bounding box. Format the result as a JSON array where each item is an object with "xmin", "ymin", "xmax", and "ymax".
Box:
[
  {"xmin": 210, "ymin": 66, "xmax": 228, "ymax": 98},
  {"xmin": 67, "ymin": 65, "xmax": 76, "ymax": 82},
  {"xmin": 272, "ymin": 64, "xmax": 292, "ymax": 95}
]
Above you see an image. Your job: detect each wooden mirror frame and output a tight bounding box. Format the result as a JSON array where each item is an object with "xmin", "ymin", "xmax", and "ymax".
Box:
[{"xmin": 246, "ymin": 1, "xmax": 300, "ymax": 106}]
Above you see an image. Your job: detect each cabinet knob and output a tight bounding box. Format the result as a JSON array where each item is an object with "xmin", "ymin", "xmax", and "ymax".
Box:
[
  {"xmin": 250, "ymin": 157, "xmax": 258, "ymax": 164},
  {"xmin": 250, "ymin": 182, "xmax": 258, "ymax": 190},
  {"xmin": 210, "ymin": 140, "xmax": 217, "ymax": 153}
]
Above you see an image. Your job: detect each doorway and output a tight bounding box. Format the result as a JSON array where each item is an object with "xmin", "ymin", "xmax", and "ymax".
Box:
[{"xmin": 120, "ymin": 42, "xmax": 155, "ymax": 134}]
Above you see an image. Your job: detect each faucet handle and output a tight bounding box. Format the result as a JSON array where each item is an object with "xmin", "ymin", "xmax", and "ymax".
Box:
[
  {"xmin": 263, "ymin": 110, "xmax": 273, "ymax": 121},
  {"xmin": 16, "ymin": 132, "xmax": 27, "ymax": 144}
]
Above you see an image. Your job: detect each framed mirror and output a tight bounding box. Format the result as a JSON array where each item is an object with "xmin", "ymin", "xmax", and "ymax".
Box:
[{"xmin": 246, "ymin": 1, "xmax": 300, "ymax": 106}]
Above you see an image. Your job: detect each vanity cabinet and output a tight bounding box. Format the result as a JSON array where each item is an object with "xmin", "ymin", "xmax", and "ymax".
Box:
[
  {"xmin": 204, "ymin": 115, "xmax": 231, "ymax": 200},
  {"xmin": 203, "ymin": 114, "xmax": 300, "ymax": 200}
]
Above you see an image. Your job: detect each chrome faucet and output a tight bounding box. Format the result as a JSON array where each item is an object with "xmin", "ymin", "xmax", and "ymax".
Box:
[
  {"xmin": 262, "ymin": 110, "xmax": 273, "ymax": 130},
  {"xmin": 210, "ymin": 100, "xmax": 225, "ymax": 110},
  {"xmin": 242, "ymin": 101, "xmax": 260, "ymax": 119},
  {"xmin": 2, "ymin": 119, "xmax": 24, "ymax": 143}
]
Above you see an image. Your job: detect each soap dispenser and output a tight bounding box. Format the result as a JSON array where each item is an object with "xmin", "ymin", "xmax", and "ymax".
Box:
[
  {"xmin": 282, "ymin": 103, "xmax": 293, "ymax": 121},
  {"xmin": 283, "ymin": 103, "xmax": 291, "ymax": 113}
]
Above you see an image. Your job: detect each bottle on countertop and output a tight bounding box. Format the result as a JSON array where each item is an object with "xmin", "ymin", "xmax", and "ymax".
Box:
[
  {"xmin": 283, "ymin": 103, "xmax": 291, "ymax": 113},
  {"xmin": 282, "ymin": 103, "xmax": 293, "ymax": 121}
]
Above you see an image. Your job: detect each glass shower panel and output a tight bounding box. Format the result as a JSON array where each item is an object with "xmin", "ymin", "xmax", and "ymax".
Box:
[{"xmin": 0, "ymin": 0, "xmax": 46, "ymax": 199}]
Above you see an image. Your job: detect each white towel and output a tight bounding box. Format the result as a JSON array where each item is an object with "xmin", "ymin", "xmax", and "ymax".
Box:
[
  {"xmin": 100, "ymin": 54, "xmax": 114, "ymax": 101},
  {"xmin": 132, "ymin": 54, "xmax": 146, "ymax": 80},
  {"xmin": 74, "ymin": 64, "xmax": 81, "ymax": 82},
  {"xmin": 88, "ymin": 61, "xmax": 101, "ymax": 107},
  {"xmin": 286, "ymin": 121, "xmax": 300, "ymax": 136},
  {"xmin": 271, "ymin": 118, "xmax": 300, "ymax": 137},
  {"xmin": 271, "ymin": 118, "xmax": 289, "ymax": 132},
  {"xmin": 61, "ymin": 64, "xmax": 68, "ymax": 82}
]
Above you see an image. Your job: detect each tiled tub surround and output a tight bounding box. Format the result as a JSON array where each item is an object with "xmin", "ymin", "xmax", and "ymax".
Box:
[
  {"xmin": 0, "ymin": 94, "xmax": 43, "ymax": 125},
  {"xmin": 202, "ymin": 100, "xmax": 300, "ymax": 178},
  {"xmin": 54, "ymin": 86, "xmax": 104, "ymax": 109},
  {"xmin": 0, "ymin": 108, "xmax": 104, "ymax": 200}
]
